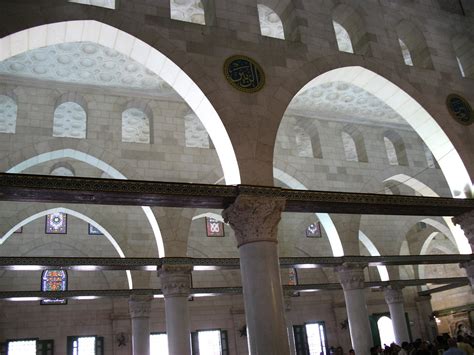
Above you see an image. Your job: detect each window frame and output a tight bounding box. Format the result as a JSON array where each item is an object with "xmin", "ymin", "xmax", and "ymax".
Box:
[
  {"xmin": 66, "ymin": 336, "xmax": 104, "ymax": 355},
  {"xmin": 191, "ymin": 329, "xmax": 229, "ymax": 355}
]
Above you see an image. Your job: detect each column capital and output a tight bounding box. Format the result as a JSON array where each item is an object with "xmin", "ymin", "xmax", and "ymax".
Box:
[
  {"xmin": 384, "ymin": 287, "xmax": 404, "ymax": 305},
  {"xmin": 222, "ymin": 195, "xmax": 285, "ymax": 247},
  {"xmin": 453, "ymin": 210, "xmax": 474, "ymax": 245},
  {"xmin": 158, "ymin": 264, "xmax": 193, "ymax": 297},
  {"xmin": 415, "ymin": 294, "xmax": 432, "ymax": 303},
  {"xmin": 335, "ymin": 263, "xmax": 367, "ymax": 290},
  {"xmin": 129, "ymin": 294, "xmax": 153, "ymax": 318}
]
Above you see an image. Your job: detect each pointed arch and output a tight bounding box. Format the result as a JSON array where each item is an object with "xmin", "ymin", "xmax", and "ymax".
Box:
[
  {"xmin": 395, "ymin": 20, "xmax": 433, "ymax": 69},
  {"xmin": 258, "ymin": 0, "xmax": 299, "ymax": 41},
  {"xmin": 383, "ymin": 130, "xmax": 408, "ymax": 166},
  {"xmin": 452, "ymin": 33, "xmax": 474, "ymax": 78},
  {"xmin": 0, "ymin": 206, "xmax": 133, "ymax": 289},
  {"xmin": 257, "ymin": 4, "xmax": 285, "ymax": 40},
  {"xmin": 0, "ymin": 20, "xmax": 240, "ymax": 185},
  {"xmin": 342, "ymin": 124, "xmax": 368, "ymax": 162},
  {"xmin": 332, "ymin": 4, "xmax": 370, "ymax": 55}
]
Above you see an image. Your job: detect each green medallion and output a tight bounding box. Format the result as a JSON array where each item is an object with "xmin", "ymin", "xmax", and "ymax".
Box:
[{"xmin": 223, "ymin": 55, "xmax": 265, "ymax": 93}]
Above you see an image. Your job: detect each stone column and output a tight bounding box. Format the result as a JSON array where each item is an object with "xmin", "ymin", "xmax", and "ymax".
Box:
[
  {"xmin": 452, "ymin": 212, "xmax": 474, "ymax": 290},
  {"xmin": 335, "ymin": 263, "xmax": 372, "ymax": 355},
  {"xmin": 384, "ymin": 287, "xmax": 410, "ymax": 345},
  {"xmin": 158, "ymin": 264, "xmax": 192, "ymax": 355},
  {"xmin": 415, "ymin": 295, "xmax": 437, "ymax": 342},
  {"xmin": 223, "ymin": 195, "xmax": 290, "ymax": 355},
  {"xmin": 129, "ymin": 295, "xmax": 153, "ymax": 355}
]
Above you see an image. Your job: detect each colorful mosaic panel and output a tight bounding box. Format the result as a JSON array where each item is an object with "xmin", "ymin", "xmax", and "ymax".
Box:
[
  {"xmin": 206, "ymin": 217, "xmax": 225, "ymax": 237},
  {"xmin": 41, "ymin": 269, "xmax": 67, "ymax": 305},
  {"xmin": 45, "ymin": 212, "xmax": 67, "ymax": 234}
]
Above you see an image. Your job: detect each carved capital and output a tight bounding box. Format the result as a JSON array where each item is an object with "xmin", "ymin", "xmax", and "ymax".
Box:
[
  {"xmin": 453, "ymin": 210, "xmax": 474, "ymax": 247},
  {"xmin": 158, "ymin": 264, "xmax": 192, "ymax": 297},
  {"xmin": 128, "ymin": 295, "xmax": 153, "ymax": 318},
  {"xmin": 384, "ymin": 287, "xmax": 404, "ymax": 305},
  {"xmin": 335, "ymin": 263, "xmax": 367, "ymax": 290},
  {"xmin": 222, "ymin": 195, "xmax": 285, "ymax": 247}
]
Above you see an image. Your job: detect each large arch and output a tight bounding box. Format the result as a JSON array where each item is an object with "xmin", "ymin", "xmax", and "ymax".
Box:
[
  {"xmin": 282, "ymin": 66, "xmax": 472, "ymax": 200},
  {"xmin": 0, "ymin": 206, "xmax": 133, "ymax": 289},
  {"xmin": 6, "ymin": 148, "xmax": 165, "ymax": 258},
  {"xmin": 384, "ymin": 174, "xmax": 470, "ymax": 254},
  {"xmin": 0, "ymin": 20, "xmax": 240, "ymax": 186}
]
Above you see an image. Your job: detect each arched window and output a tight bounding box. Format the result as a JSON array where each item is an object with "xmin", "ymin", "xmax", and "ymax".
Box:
[
  {"xmin": 377, "ymin": 316, "xmax": 395, "ymax": 347},
  {"xmin": 423, "ymin": 142, "xmax": 439, "ymax": 169},
  {"xmin": 68, "ymin": 0, "xmax": 116, "ymax": 9},
  {"xmin": 50, "ymin": 163, "xmax": 75, "ymax": 177},
  {"xmin": 396, "ymin": 20, "xmax": 433, "ymax": 69},
  {"xmin": 398, "ymin": 39, "xmax": 414, "ymax": 66},
  {"xmin": 53, "ymin": 101, "xmax": 87, "ymax": 139},
  {"xmin": 333, "ymin": 21, "xmax": 354, "ymax": 53},
  {"xmin": 170, "ymin": 0, "xmax": 206, "ymax": 25},
  {"xmin": 294, "ymin": 119, "xmax": 323, "ymax": 158},
  {"xmin": 384, "ymin": 137, "xmax": 398, "ymax": 165},
  {"xmin": 341, "ymin": 131, "xmax": 358, "ymax": 161},
  {"xmin": 294, "ymin": 126, "xmax": 313, "ymax": 158},
  {"xmin": 185, "ymin": 112, "xmax": 210, "ymax": 148},
  {"xmin": 383, "ymin": 131, "xmax": 408, "ymax": 166},
  {"xmin": 257, "ymin": 4, "xmax": 285, "ymax": 40},
  {"xmin": 41, "ymin": 270, "xmax": 68, "ymax": 305},
  {"xmin": 122, "ymin": 107, "xmax": 151, "ymax": 144},
  {"xmin": 452, "ymin": 34, "xmax": 474, "ymax": 78},
  {"xmin": 0, "ymin": 94, "xmax": 17, "ymax": 133},
  {"xmin": 46, "ymin": 212, "xmax": 67, "ymax": 234}
]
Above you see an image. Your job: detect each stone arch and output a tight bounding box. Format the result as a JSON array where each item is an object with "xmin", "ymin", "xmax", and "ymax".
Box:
[
  {"xmin": 384, "ymin": 174, "xmax": 469, "ymax": 254},
  {"xmin": 0, "ymin": 20, "xmax": 240, "ymax": 185},
  {"xmin": 358, "ymin": 231, "xmax": 389, "ymax": 281},
  {"xmin": 395, "ymin": 19, "xmax": 433, "ymax": 69},
  {"xmin": 0, "ymin": 206, "xmax": 133, "ymax": 289},
  {"xmin": 50, "ymin": 161, "xmax": 75, "ymax": 176},
  {"xmin": 332, "ymin": 4, "xmax": 370, "ymax": 55},
  {"xmin": 53, "ymin": 92, "xmax": 88, "ymax": 139},
  {"xmin": 383, "ymin": 130, "xmax": 408, "ymax": 166},
  {"xmin": 258, "ymin": 0, "xmax": 299, "ymax": 41},
  {"xmin": 277, "ymin": 65, "xmax": 472, "ymax": 200},
  {"xmin": 452, "ymin": 33, "xmax": 474, "ymax": 78},
  {"xmin": 6, "ymin": 148, "xmax": 165, "ymax": 257}
]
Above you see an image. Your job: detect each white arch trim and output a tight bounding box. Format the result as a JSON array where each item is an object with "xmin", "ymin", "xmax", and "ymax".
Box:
[
  {"xmin": 192, "ymin": 212, "xmax": 224, "ymax": 223},
  {"xmin": 0, "ymin": 20, "xmax": 241, "ymax": 185},
  {"xmin": 385, "ymin": 174, "xmax": 470, "ymax": 254},
  {"xmin": 6, "ymin": 148, "xmax": 165, "ymax": 257},
  {"xmin": 274, "ymin": 167, "xmax": 344, "ymax": 257},
  {"xmin": 0, "ymin": 207, "xmax": 133, "ymax": 289},
  {"xmin": 358, "ymin": 231, "xmax": 389, "ymax": 281},
  {"xmin": 298, "ymin": 66, "xmax": 471, "ymax": 198}
]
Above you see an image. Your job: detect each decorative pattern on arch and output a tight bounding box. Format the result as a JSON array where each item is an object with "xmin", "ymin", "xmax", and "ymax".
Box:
[
  {"xmin": 395, "ymin": 20, "xmax": 433, "ymax": 69},
  {"xmin": 53, "ymin": 92, "xmax": 87, "ymax": 139},
  {"xmin": 332, "ymin": 4, "xmax": 370, "ymax": 55},
  {"xmin": 0, "ymin": 206, "xmax": 133, "ymax": 289},
  {"xmin": 292, "ymin": 66, "xmax": 471, "ymax": 200},
  {"xmin": 0, "ymin": 20, "xmax": 240, "ymax": 185}
]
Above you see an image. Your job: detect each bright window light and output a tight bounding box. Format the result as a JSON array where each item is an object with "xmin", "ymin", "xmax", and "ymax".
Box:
[
  {"xmin": 76, "ymin": 337, "xmax": 96, "ymax": 355},
  {"xmin": 150, "ymin": 334, "xmax": 169, "ymax": 355},
  {"xmin": 305, "ymin": 323, "xmax": 327, "ymax": 355},
  {"xmin": 8, "ymin": 340, "xmax": 36, "ymax": 355},
  {"xmin": 198, "ymin": 330, "xmax": 221, "ymax": 355},
  {"xmin": 377, "ymin": 316, "xmax": 396, "ymax": 347}
]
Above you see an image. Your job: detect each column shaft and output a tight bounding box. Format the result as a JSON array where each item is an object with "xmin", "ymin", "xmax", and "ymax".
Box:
[
  {"xmin": 385, "ymin": 288, "xmax": 410, "ymax": 345},
  {"xmin": 129, "ymin": 295, "xmax": 152, "ymax": 355},
  {"xmin": 415, "ymin": 295, "xmax": 437, "ymax": 342},
  {"xmin": 223, "ymin": 195, "xmax": 290, "ymax": 355},
  {"xmin": 336, "ymin": 264, "xmax": 372, "ymax": 355}
]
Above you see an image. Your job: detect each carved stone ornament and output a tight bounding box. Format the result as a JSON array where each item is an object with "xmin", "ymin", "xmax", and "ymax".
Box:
[
  {"xmin": 222, "ymin": 195, "xmax": 286, "ymax": 247},
  {"xmin": 128, "ymin": 294, "xmax": 153, "ymax": 318},
  {"xmin": 335, "ymin": 263, "xmax": 367, "ymax": 290},
  {"xmin": 453, "ymin": 210, "xmax": 474, "ymax": 247},
  {"xmin": 158, "ymin": 264, "xmax": 192, "ymax": 297},
  {"xmin": 384, "ymin": 287, "xmax": 404, "ymax": 305}
]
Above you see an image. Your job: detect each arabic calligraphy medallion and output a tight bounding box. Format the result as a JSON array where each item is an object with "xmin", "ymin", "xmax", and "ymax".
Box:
[
  {"xmin": 446, "ymin": 93, "xmax": 473, "ymax": 125},
  {"xmin": 224, "ymin": 55, "xmax": 265, "ymax": 93}
]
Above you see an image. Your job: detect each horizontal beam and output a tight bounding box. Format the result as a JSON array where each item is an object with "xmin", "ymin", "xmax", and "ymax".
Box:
[
  {"xmin": 418, "ymin": 281, "xmax": 470, "ymax": 296},
  {"xmin": 0, "ymin": 277, "xmax": 468, "ymax": 300},
  {"xmin": 0, "ymin": 255, "xmax": 471, "ymax": 271},
  {"xmin": 1, "ymin": 173, "xmax": 474, "ymax": 216}
]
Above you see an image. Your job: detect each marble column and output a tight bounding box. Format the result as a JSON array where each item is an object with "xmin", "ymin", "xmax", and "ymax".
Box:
[
  {"xmin": 129, "ymin": 295, "xmax": 153, "ymax": 355},
  {"xmin": 158, "ymin": 264, "xmax": 193, "ymax": 355},
  {"xmin": 223, "ymin": 195, "xmax": 290, "ymax": 355},
  {"xmin": 415, "ymin": 295, "xmax": 437, "ymax": 342},
  {"xmin": 384, "ymin": 287, "xmax": 410, "ymax": 345},
  {"xmin": 335, "ymin": 263, "xmax": 372, "ymax": 355}
]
